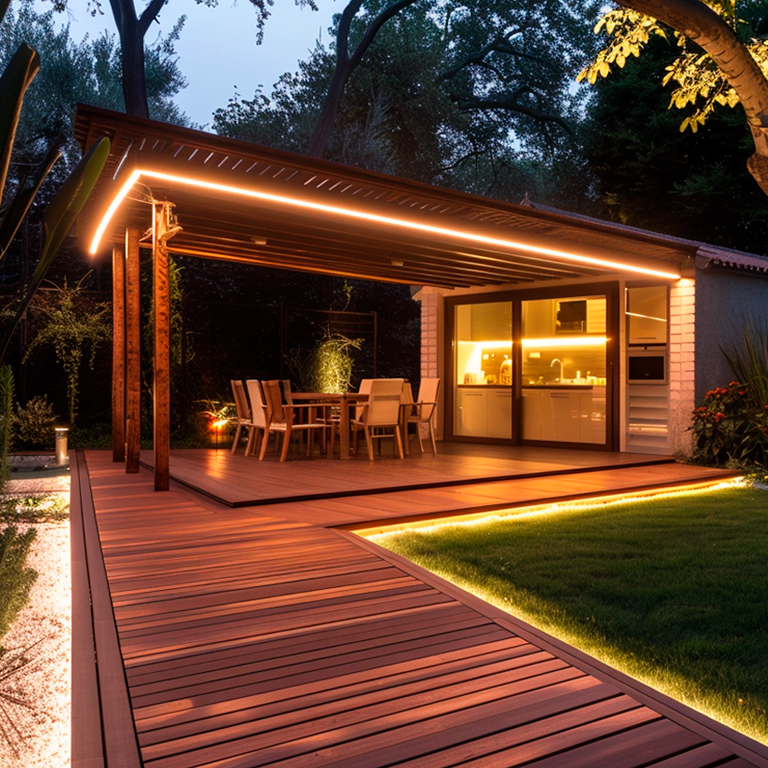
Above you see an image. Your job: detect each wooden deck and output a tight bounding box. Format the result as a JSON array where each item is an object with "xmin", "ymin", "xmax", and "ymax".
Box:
[
  {"xmin": 72, "ymin": 448, "xmax": 767, "ymax": 768},
  {"xmin": 144, "ymin": 443, "xmax": 737, "ymax": 510}
]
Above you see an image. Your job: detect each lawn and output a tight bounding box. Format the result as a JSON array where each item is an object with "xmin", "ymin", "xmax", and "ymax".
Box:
[{"xmin": 371, "ymin": 484, "xmax": 768, "ymax": 744}]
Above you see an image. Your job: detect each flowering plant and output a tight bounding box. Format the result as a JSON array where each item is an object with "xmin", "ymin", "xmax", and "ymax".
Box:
[{"xmin": 690, "ymin": 381, "xmax": 768, "ymax": 468}]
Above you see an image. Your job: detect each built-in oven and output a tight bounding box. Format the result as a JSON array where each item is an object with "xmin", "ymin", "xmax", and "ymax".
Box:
[{"xmin": 627, "ymin": 346, "xmax": 667, "ymax": 383}]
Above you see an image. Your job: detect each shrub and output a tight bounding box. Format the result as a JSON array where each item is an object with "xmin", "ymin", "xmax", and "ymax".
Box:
[
  {"xmin": 691, "ymin": 381, "xmax": 768, "ymax": 468},
  {"xmin": 13, "ymin": 396, "xmax": 56, "ymax": 451},
  {"xmin": 0, "ymin": 526, "xmax": 37, "ymax": 645}
]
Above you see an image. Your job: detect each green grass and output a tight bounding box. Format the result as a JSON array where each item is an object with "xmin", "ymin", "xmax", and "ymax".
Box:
[{"xmin": 372, "ymin": 484, "xmax": 768, "ymax": 744}]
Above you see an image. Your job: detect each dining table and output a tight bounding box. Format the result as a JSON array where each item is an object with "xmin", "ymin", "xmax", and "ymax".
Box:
[{"xmin": 291, "ymin": 392, "xmax": 369, "ymax": 460}]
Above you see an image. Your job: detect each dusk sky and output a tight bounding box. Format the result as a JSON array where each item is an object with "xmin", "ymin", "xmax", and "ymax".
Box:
[{"xmin": 55, "ymin": 0, "xmax": 339, "ymax": 126}]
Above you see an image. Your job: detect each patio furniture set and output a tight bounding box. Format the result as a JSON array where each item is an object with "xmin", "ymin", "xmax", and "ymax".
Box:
[{"xmin": 230, "ymin": 377, "xmax": 441, "ymax": 462}]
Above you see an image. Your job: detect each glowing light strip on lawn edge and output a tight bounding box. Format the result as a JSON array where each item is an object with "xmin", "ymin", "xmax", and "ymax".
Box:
[{"xmin": 90, "ymin": 169, "xmax": 682, "ymax": 280}]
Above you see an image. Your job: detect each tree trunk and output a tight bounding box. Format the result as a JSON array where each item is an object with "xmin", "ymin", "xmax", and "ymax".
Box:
[
  {"xmin": 617, "ymin": 0, "xmax": 768, "ymax": 195},
  {"xmin": 109, "ymin": 0, "xmax": 150, "ymax": 118},
  {"xmin": 305, "ymin": 0, "xmax": 420, "ymax": 159},
  {"xmin": 306, "ymin": 62, "xmax": 354, "ymax": 158}
]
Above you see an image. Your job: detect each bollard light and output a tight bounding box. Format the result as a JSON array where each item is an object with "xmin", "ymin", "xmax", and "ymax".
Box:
[{"xmin": 55, "ymin": 427, "xmax": 69, "ymax": 466}]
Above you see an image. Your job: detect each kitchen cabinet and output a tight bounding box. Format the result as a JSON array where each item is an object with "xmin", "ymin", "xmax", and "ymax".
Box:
[
  {"xmin": 455, "ymin": 387, "xmax": 512, "ymax": 437},
  {"xmin": 487, "ymin": 388, "xmax": 513, "ymax": 438},
  {"xmin": 522, "ymin": 387, "xmax": 605, "ymax": 444}
]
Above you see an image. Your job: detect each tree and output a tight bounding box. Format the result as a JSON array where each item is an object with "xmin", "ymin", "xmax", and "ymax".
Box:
[
  {"xmin": 301, "ymin": 0, "xmax": 601, "ymax": 160},
  {"xmin": 582, "ymin": 0, "xmax": 768, "ymax": 196},
  {"xmin": 214, "ymin": 0, "xmax": 601, "ymax": 198},
  {"xmin": 305, "ymin": 0, "xmax": 420, "ymax": 157},
  {"xmin": 1, "ymin": 0, "xmax": 188, "ymax": 182},
  {"xmin": 48, "ymin": 0, "xmax": 317, "ymax": 118},
  {"xmin": 581, "ymin": 32, "xmax": 768, "ymax": 250}
]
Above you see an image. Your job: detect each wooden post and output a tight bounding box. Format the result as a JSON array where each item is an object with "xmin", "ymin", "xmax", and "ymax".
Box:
[
  {"xmin": 111, "ymin": 244, "xmax": 126, "ymax": 462},
  {"xmin": 153, "ymin": 204, "xmax": 171, "ymax": 491},
  {"xmin": 125, "ymin": 228, "xmax": 141, "ymax": 474}
]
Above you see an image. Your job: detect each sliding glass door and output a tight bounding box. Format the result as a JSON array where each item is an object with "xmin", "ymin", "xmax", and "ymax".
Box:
[
  {"xmin": 453, "ymin": 301, "xmax": 513, "ymax": 439},
  {"xmin": 520, "ymin": 295, "xmax": 607, "ymax": 445},
  {"xmin": 450, "ymin": 288, "xmax": 614, "ymax": 447}
]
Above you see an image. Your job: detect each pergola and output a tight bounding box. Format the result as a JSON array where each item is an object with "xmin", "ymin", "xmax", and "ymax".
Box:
[{"xmin": 75, "ymin": 104, "xmax": 691, "ymax": 490}]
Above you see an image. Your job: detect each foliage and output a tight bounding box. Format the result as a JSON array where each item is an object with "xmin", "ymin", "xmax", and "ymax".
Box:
[
  {"xmin": 375, "ymin": 485, "xmax": 768, "ymax": 743},
  {"xmin": 723, "ymin": 315, "xmax": 768, "ymax": 408},
  {"xmin": 214, "ymin": 0, "xmax": 601, "ymax": 199},
  {"xmin": 0, "ymin": 366, "xmax": 12, "ymax": 488},
  {"xmin": 0, "ymin": 525, "xmax": 37, "ymax": 649},
  {"xmin": 12, "ymin": 395, "xmax": 56, "ymax": 451},
  {"xmin": 0, "ymin": 0, "xmax": 187, "ymax": 180},
  {"xmin": 0, "ymin": 0, "xmax": 111, "ymax": 366},
  {"xmin": 580, "ymin": 33, "xmax": 768, "ymax": 249},
  {"xmin": 285, "ymin": 330, "xmax": 363, "ymax": 393},
  {"xmin": 690, "ymin": 318, "xmax": 768, "ymax": 468},
  {"xmin": 22, "ymin": 277, "xmax": 110, "ymax": 427},
  {"xmin": 0, "ymin": 494, "xmax": 68, "ymax": 524},
  {"xmin": 579, "ymin": 1, "xmax": 768, "ymax": 132},
  {"xmin": 690, "ymin": 381, "xmax": 768, "ymax": 467}
]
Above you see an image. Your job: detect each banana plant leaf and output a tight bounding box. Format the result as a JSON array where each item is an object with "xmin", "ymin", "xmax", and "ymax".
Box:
[
  {"xmin": 0, "ymin": 43, "xmax": 39, "ymax": 210},
  {"xmin": 0, "ymin": 143, "xmax": 61, "ymax": 260},
  {"xmin": 0, "ymin": 136, "xmax": 111, "ymax": 364}
]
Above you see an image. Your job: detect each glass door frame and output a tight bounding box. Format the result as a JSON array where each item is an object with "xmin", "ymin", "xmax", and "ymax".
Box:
[{"xmin": 445, "ymin": 282, "xmax": 621, "ymax": 450}]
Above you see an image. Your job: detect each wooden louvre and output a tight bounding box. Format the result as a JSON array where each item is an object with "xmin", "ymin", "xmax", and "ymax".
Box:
[{"xmin": 74, "ymin": 104, "xmax": 693, "ymax": 288}]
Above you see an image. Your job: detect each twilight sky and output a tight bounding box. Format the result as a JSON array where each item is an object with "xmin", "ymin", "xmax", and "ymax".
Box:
[{"xmin": 55, "ymin": 0, "xmax": 339, "ymax": 126}]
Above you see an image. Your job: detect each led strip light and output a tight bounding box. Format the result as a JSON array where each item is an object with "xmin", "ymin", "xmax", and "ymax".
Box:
[{"xmin": 90, "ymin": 169, "xmax": 682, "ymax": 281}]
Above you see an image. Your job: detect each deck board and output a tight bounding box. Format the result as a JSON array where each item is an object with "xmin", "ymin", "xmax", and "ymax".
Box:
[
  {"xmin": 75, "ymin": 449, "xmax": 768, "ymax": 768},
  {"xmin": 150, "ymin": 444, "xmax": 686, "ymax": 507}
]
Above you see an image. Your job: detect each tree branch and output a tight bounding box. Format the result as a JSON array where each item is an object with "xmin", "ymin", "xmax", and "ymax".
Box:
[
  {"xmin": 617, "ymin": 0, "xmax": 768, "ymax": 193},
  {"xmin": 137, "ymin": 0, "xmax": 168, "ymax": 38},
  {"xmin": 348, "ymin": 0, "xmax": 421, "ymax": 70},
  {"xmin": 451, "ymin": 91, "xmax": 573, "ymax": 135}
]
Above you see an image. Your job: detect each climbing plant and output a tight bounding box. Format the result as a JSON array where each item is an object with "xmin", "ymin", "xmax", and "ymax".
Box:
[{"xmin": 23, "ymin": 277, "xmax": 110, "ymax": 427}]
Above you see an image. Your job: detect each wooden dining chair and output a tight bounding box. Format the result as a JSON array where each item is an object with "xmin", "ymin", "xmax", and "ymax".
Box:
[
  {"xmin": 406, "ymin": 377, "xmax": 441, "ymax": 455},
  {"xmin": 350, "ymin": 378, "xmax": 374, "ymax": 456},
  {"xmin": 244, "ymin": 379, "xmax": 268, "ymax": 457},
  {"xmin": 260, "ymin": 379, "xmax": 327, "ymax": 461},
  {"xmin": 351, "ymin": 378, "xmax": 406, "ymax": 460},
  {"xmin": 230, "ymin": 379, "xmax": 255, "ymax": 454}
]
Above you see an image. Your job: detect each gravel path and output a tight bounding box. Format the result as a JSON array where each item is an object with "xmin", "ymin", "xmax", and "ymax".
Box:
[{"xmin": 0, "ymin": 481, "xmax": 70, "ymax": 767}]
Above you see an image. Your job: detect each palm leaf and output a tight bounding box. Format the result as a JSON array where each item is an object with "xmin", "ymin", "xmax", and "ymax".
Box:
[
  {"xmin": 0, "ymin": 137, "xmax": 111, "ymax": 364},
  {"xmin": 0, "ymin": 44, "xmax": 39, "ymax": 217},
  {"xmin": 0, "ymin": 143, "xmax": 61, "ymax": 260}
]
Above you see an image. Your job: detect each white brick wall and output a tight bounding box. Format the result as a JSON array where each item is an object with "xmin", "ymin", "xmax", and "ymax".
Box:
[
  {"xmin": 419, "ymin": 290, "xmax": 440, "ymax": 378},
  {"xmin": 668, "ymin": 280, "xmax": 696, "ymax": 456}
]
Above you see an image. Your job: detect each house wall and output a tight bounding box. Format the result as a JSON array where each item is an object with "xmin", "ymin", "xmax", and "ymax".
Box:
[
  {"xmin": 416, "ymin": 275, "xmax": 696, "ymax": 454},
  {"xmin": 417, "ymin": 287, "xmax": 444, "ymax": 438},
  {"xmin": 694, "ymin": 263, "xmax": 768, "ymax": 403},
  {"xmin": 668, "ymin": 279, "xmax": 695, "ymax": 457}
]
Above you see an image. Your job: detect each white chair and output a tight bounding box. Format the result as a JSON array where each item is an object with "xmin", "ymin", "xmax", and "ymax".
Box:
[
  {"xmin": 406, "ymin": 377, "xmax": 440, "ymax": 455},
  {"xmin": 244, "ymin": 379, "xmax": 268, "ymax": 457},
  {"xmin": 230, "ymin": 379, "xmax": 255, "ymax": 454},
  {"xmin": 351, "ymin": 378, "xmax": 405, "ymax": 460}
]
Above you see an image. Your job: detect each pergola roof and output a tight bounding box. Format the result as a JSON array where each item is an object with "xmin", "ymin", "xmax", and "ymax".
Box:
[{"xmin": 75, "ymin": 104, "xmax": 694, "ymax": 288}]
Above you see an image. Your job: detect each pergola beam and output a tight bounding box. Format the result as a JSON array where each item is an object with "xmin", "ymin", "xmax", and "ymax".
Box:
[
  {"xmin": 125, "ymin": 227, "xmax": 141, "ymax": 474},
  {"xmin": 111, "ymin": 244, "xmax": 126, "ymax": 463},
  {"xmin": 152, "ymin": 203, "xmax": 176, "ymax": 491}
]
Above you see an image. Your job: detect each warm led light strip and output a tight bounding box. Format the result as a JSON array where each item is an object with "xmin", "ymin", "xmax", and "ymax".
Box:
[
  {"xmin": 90, "ymin": 169, "xmax": 682, "ymax": 280},
  {"xmin": 522, "ymin": 336, "xmax": 607, "ymax": 348},
  {"xmin": 626, "ymin": 311, "xmax": 667, "ymax": 323}
]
